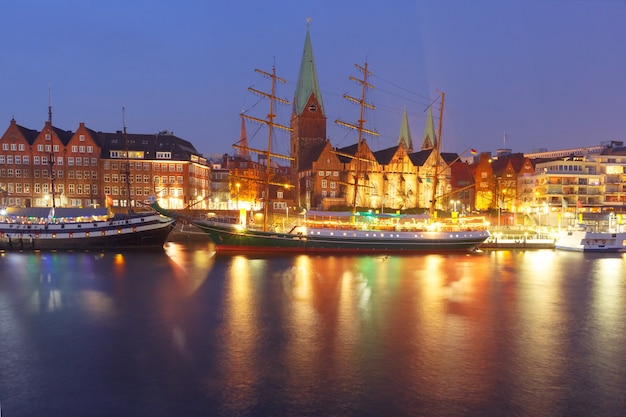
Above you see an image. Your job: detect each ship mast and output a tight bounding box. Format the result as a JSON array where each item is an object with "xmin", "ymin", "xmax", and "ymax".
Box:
[
  {"xmin": 335, "ymin": 62, "xmax": 379, "ymax": 214},
  {"xmin": 429, "ymin": 91, "xmax": 445, "ymax": 218},
  {"xmin": 240, "ymin": 64, "xmax": 292, "ymax": 231},
  {"xmin": 122, "ymin": 106, "xmax": 133, "ymax": 213},
  {"xmin": 48, "ymin": 81, "xmax": 56, "ymax": 211}
]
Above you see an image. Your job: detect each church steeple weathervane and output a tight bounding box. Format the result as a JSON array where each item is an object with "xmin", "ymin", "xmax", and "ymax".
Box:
[{"xmin": 290, "ymin": 20, "xmax": 327, "ymax": 207}]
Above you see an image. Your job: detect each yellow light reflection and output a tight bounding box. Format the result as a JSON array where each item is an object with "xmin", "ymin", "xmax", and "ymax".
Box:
[
  {"xmin": 591, "ymin": 257, "xmax": 626, "ymax": 356},
  {"xmin": 218, "ymin": 255, "xmax": 257, "ymax": 415}
]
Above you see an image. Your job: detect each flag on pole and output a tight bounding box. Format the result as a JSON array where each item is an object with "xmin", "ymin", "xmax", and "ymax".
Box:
[{"xmin": 470, "ymin": 149, "xmax": 477, "ymax": 155}]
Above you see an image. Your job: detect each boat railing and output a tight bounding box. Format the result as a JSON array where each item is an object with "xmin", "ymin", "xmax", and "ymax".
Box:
[
  {"xmin": 485, "ymin": 233, "xmax": 555, "ymax": 243},
  {"xmin": 302, "ymin": 219, "xmax": 487, "ymax": 233}
]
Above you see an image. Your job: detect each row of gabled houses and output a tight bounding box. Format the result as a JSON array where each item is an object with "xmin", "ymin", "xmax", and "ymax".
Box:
[
  {"xmin": 2, "ymin": 111, "xmax": 626, "ymax": 226},
  {"xmin": 0, "ymin": 118, "xmax": 210, "ymax": 210}
]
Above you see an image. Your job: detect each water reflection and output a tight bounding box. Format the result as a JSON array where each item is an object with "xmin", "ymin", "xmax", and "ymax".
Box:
[
  {"xmin": 1, "ymin": 248, "xmax": 626, "ymax": 416},
  {"xmin": 193, "ymin": 251, "xmax": 626, "ymax": 416}
]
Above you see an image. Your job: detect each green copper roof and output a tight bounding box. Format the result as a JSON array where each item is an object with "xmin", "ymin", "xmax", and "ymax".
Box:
[
  {"xmin": 293, "ymin": 30, "xmax": 324, "ymax": 116},
  {"xmin": 421, "ymin": 106, "xmax": 437, "ymax": 150},
  {"xmin": 398, "ymin": 107, "xmax": 413, "ymax": 151}
]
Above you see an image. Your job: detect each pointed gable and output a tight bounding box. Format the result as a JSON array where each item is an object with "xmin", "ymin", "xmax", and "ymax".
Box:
[
  {"xmin": 310, "ymin": 139, "xmax": 341, "ymax": 171},
  {"xmin": 66, "ymin": 122, "xmax": 101, "ymax": 161},
  {"xmin": 441, "ymin": 152, "xmax": 459, "ymax": 165},
  {"xmin": 32, "ymin": 121, "xmax": 71, "ymax": 156},
  {"xmin": 408, "ymin": 149, "xmax": 433, "ymax": 167},
  {"xmin": 374, "ymin": 146, "xmax": 400, "ymax": 166},
  {"xmin": 398, "ymin": 107, "xmax": 413, "ymax": 151},
  {"xmin": 505, "ymin": 153, "xmax": 532, "ymax": 174},
  {"xmin": 421, "ymin": 107, "xmax": 437, "ymax": 150},
  {"xmin": 1, "ymin": 118, "xmax": 39, "ymax": 147},
  {"xmin": 335, "ymin": 143, "xmax": 359, "ymax": 164},
  {"xmin": 293, "ymin": 29, "xmax": 324, "ymax": 116},
  {"xmin": 491, "ymin": 157, "xmax": 509, "ymax": 177}
]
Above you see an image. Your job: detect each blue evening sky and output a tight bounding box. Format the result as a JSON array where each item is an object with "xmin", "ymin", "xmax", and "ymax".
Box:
[{"xmin": 1, "ymin": 0, "xmax": 625, "ymax": 159}]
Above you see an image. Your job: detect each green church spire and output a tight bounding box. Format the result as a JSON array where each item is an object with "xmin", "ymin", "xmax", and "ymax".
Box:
[
  {"xmin": 293, "ymin": 29, "xmax": 324, "ymax": 116},
  {"xmin": 398, "ymin": 106, "xmax": 413, "ymax": 151},
  {"xmin": 421, "ymin": 106, "xmax": 437, "ymax": 150}
]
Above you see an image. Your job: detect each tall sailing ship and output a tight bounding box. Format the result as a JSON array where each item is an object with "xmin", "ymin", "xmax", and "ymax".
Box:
[
  {"xmin": 0, "ymin": 107, "xmax": 174, "ymax": 251},
  {"xmin": 154, "ymin": 59, "xmax": 489, "ymax": 254}
]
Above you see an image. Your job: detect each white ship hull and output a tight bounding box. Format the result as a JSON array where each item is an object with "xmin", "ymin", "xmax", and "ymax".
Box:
[{"xmin": 555, "ymin": 229, "xmax": 626, "ymax": 252}]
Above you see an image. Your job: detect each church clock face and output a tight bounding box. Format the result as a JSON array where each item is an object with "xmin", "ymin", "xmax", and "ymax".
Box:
[{"xmin": 308, "ymin": 103, "xmax": 318, "ymax": 112}]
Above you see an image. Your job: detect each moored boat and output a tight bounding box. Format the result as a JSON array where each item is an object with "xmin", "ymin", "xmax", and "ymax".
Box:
[
  {"xmin": 0, "ymin": 200, "xmax": 174, "ymax": 251},
  {"xmin": 555, "ymin": 212, "xmax": 626, "ymax": 253},
  {"xmin": 555, "ymin": 227, "xmax": 626, "ymax": 253},
  {"xmin": 190, "ymin": 211, "xmax": 489, "ymax": 254}
]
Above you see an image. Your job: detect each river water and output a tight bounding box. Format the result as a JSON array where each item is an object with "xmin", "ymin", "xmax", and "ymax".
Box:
[{"xmin": 1, "ymin": 243, "xmax": 625, "ymax": 416}]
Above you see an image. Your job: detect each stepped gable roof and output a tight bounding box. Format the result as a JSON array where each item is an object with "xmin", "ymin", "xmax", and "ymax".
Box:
[
  {"xmin": 398, "ymin": 107, "xmax": 413, "ymax": 151},
  {"xmin": 293, "ymin": 29, "xmax": 324, "ymax": 116},
  {"xmin": 421, "ymin": 107, "xmax": 437, "ymax": 150},
  {"xmin": 299, "ymin": 140, "xmax": 328, "ymax": 171},
  {"xmin": 51, "ymin": 125, "xmax": 74, "ymax": 146},
  {"xmin": 374, "ymin": 146, "xmax": 399, "ymax": 166},
  {"xmin": 15, "ymin": 123, "xmax": 40, "ymax": 144},
  {"xmin": 408, "ymin": 149, "xmax": 433, "ymax": 167},
  {"xmin": 335, "ymin": 143, "xmax": 359, "ymax": 164}
]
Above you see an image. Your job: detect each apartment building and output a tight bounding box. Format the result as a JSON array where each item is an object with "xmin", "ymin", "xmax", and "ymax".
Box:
[{"xmin": 0, "ymin": 119, "xmax": 210, "ymax": 211}]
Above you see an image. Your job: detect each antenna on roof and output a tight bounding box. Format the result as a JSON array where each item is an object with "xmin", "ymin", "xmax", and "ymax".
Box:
[
  {"xmin": 48, "ymin": 80, "xmax": 53, "ymax": 125},
  {"xmin": 122, "ymin": 104, "xmax": 127, "ymax": 135}
]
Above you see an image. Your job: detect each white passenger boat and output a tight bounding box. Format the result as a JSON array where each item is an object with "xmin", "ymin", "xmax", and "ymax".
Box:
[{"xmin": 555, "ymin": 220, "xmax": 626, "ymax": 253}]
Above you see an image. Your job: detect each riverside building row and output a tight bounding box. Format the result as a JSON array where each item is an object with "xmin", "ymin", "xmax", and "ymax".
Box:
[
  {"xmin": 0, "ymin": 118, "xmax": 210, "ymax": 211},
  {"xmin": 2, "ymin": 115, "xmax": 626, "ymax": 227}
]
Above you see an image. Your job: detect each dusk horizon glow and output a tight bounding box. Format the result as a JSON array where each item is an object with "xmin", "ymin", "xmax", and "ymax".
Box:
[{"xmin": 1, "ymin": 0, "xmax": 625, "ymax": 160}]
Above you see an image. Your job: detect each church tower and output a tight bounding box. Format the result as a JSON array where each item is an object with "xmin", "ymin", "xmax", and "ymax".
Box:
[
  {"xmin": 290, "ymin": 24, "xmax": 327, "ymax": 206},
  {"xmin": 398, "ymin": 107, "xmax": 413, "ymax": 152},
  {"xmin": 421, "ymin": 106, "xmax": 437, "ymax": 150}
]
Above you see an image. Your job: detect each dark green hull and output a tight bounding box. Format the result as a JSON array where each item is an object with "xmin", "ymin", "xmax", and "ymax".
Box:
[{"xmin": 194, "ymin": 220, "xmax": 490, "ymax": 254}]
